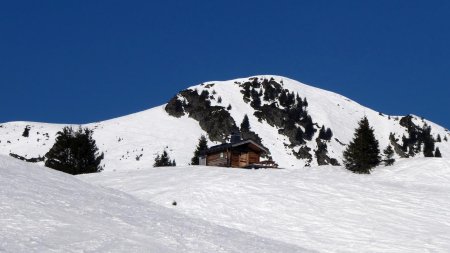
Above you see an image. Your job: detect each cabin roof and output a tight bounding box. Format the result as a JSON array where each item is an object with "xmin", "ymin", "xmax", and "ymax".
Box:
[{"xmin": 201, "ymin": 139, "xmax": 268, "ymax": 155}]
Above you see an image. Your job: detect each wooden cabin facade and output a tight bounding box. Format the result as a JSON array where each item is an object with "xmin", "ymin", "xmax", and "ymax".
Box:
[{"xmin": 200, "ymin": 139, "xmax": 269, "ymax": 168}]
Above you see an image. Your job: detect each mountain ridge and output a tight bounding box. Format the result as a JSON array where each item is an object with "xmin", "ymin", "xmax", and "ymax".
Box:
[{"xmin": 1, "ymin": 75, "xmax": 449, "ymax": 170}]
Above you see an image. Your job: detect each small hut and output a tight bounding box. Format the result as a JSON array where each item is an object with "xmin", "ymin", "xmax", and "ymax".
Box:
[{"xmin": 199, "ymin": 133, "xmax": 277, "ymax": 168}]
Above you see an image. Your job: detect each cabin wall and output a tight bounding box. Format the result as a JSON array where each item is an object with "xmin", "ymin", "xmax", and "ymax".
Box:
[
  {"xmin": 206, "ymin": 151, "xmax": 228, "ymax": 167},
  {"xmin": 230, "ymin": 151, "xmax": 261, "ymax": 168},
  {"xmin": 205, "ymin": 144, "xmax": 263, "ymax": 168},
  {"xmin": 248, "ymin": 151, "xmax": 260, "ymax": 164},
  {"xmin": 231, "ymin": 152, "xmax": 240, "ymax": 168}
]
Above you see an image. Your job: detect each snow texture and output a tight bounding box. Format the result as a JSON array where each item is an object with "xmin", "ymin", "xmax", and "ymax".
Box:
[
  {"xmin": 81, "ymin": 158, "xmax": 450, "ymax": 253},
  {"xmin": 0, "ymin": 155, "xmax": 310, "ymax": 253}
]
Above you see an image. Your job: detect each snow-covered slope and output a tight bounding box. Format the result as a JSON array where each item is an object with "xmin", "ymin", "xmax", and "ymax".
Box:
[
  {"xmin": 1, "ymin": 75, "xmax": 449, "ymax": 170},
  {"xmin": 80, "ymin": 158, "xmax": 450, "ymax": 253},
  {"xmin": 0, "ymin": 155, "xmax": 308, "ymax": 252}
]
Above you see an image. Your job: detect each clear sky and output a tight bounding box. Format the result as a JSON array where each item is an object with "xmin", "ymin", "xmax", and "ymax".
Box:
[{"xmin": 1, "ymin": 1, "xmax": 449, "ymax": 128}]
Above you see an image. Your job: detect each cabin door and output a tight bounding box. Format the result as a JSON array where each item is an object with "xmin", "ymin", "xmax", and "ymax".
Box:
[{"xmin": 239, "ymin": 152, "xmax": 248, "ymax": 167}]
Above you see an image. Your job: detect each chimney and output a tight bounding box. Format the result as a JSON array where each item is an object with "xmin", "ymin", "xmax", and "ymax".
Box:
[{"xmin": 230, "ymin": 132, "xmax": 241, "ymax": 143}]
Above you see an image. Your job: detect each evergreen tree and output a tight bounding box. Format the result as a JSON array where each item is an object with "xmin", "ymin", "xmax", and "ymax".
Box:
[
  {"xmin": 22, "ymin": 126, "xmax": 30, "ymax": 137},
  {"xmin": 294, "ymin": 128, "xmax": 304, "ymax": 145},
  {"xmin": 240, "ymin": 114, "xmax": 250, "ymax": 132},
  {"xmin": 191, "ymin": 135, "xmax": 208, "ymax": 165},
  {"xmin": 45, "ymin": 127, "xmax": 104, "ymax": 175},
  {"xmin": 343, "ymin": 117, "xmax": 381, "ymax": 174},
  {"xmin": 435, "ymin": 147, "xmax": 442, "ymax": 157},
  {"xmin": 318, "ymin": 126, "xmax": 333, "ymax": 141},
  {"xmin": 279, "ymin": 91, "xmax": 288, "ymax": 107},
  {"xmin": 296, "ymin": 93, "xmax": 302, "ymax": 105},
  {"xmin": 250, "ymin": 89, "xmax": 261, "ymax": 108},
  {"xmin": 154, "ymin": 149, "xmax": 175, "ymax": 167},
  {"xmin": 383, "ymin": 145, "xmax": 395, "ymax": 166},
  {"xmin": 303, "ymin": 98, "xmax": 308, "ymax": 107},
  {"xmin": 227, "ymin": 104, "xmax": 232, "ymax": 110},
  {"xmin": 200, "ymin": 90, "xmax": 209, "ymax": 100},
  {"xmin": 436, "ymin": 134, "xmax": 442, "ymax": 142},
  {"xmin": 422, "ymin": 126, "xmax": 435, "ymax": 157},
  {"xmin": 303, "ymin": 115, "xmax": 315, "ymax": 141}
]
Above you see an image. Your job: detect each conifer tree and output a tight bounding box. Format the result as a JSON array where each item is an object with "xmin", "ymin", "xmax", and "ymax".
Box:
[
  {"xmin": 191, "ymin": 135, "xmax": 208, "ymax": 165},
  {"xmin": 318, "ymin": 126, "xmax": 333, "ymax": 141},
  {"xmin": 154, "ymin": 149, "xmax": 175, "ymax": 167},
  {"xmin": 240, "ymin": 114, "xmax": 250, "ymax": 132},
  {"xmin": 422, "ymin": 126, "xmax": 435, "ymax": 157},
  {"xmin": 434, "ymin": 147, "xmax": 442, "ymax": 158},
  {"xmin": 436, "ymin": 134, "xmax": 442, "ymax": 142},
  {"xmin": 383, "ymin": 145, "xmax": 395, "ymax": 166},
  {"xmin": 295, "ymin": 93, "xmax": 302, "ymax": 105},
  {"xmin": 45, "ymin": 127, "xmax": 104, "ymax": 175},
  {"xmin": 22, "ymin": 126, "xmax": 30, "ymax": 137},
  {"xmin": 303, "ymin": 98, "xmax": 308, "ymax": 107},
  {"xmin": 343, "ymin": 117, "xmax": 381, "ymax": 174}
]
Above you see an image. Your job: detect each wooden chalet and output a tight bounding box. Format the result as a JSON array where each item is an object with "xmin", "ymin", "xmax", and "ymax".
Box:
[{"xmin": 200, "ymin": 133, "xmax": 277, "ymax": 168}]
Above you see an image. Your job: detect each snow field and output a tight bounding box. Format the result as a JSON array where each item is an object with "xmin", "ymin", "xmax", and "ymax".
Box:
[
  {"xmin": 81, "ymin": 158, "xmax": 450, "ymax": 253},
  {"xmin": 0, "ymin": 155, "xmax": 310, "ymax": 252}
]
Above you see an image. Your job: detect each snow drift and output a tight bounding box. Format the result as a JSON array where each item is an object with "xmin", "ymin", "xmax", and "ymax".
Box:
[
  {"xmin": 0, "ymin": 155, "xmax": 309, "ymax": 252},
  {"xmin": 81, "ymin": 158, "xmax": 450, "ymax": 253}
]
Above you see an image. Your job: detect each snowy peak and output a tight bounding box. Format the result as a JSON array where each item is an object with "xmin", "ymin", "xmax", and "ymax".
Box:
[
  {"xmin": 165, "ymin": 75, "xmax": 450, "ymax": 167},
  {"xmin": 1, "ymin": 75, "xmax": 449, "ymax": 170}
]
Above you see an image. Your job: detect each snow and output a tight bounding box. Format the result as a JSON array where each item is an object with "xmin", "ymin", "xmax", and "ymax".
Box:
[
  {"xmin": 80, "ymin": 158, "xmax": 450, "ymax": 253},
  {"xmin": 0, "ymin": 155, "xmax": 310, "ymax": 252},
  {"xmin": 0, "ymin": 75, "xmax": 449, "ymax": 170},
  {"xmin": 1, "ymin": 75, "xmax": 449, "ymax": 252}
]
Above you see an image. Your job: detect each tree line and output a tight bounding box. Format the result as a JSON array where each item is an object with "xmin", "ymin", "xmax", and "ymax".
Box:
[{"xmin": 25, "ymin": 113, "xmax": 443, "ymax": 175}]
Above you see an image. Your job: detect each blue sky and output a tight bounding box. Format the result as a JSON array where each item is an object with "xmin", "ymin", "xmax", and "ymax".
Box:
[{"xmin": 1, "ymin": 1, "xmax": 449, "ymax": 128}]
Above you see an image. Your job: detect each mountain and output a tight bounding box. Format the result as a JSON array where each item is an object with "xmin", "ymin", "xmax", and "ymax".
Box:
[{"xmin": 1, "ymin": 75, "xmax": 449, "ymax": 170}]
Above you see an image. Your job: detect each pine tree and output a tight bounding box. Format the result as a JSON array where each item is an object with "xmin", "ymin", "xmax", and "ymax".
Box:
[
  {"xmin": 303, "ymin": 98, "xmax": 308, "ymax": 107},
  {"xmin": 22, "ymin": 126, "xmax": 30, "ymax": 137},
  {"xmin": 383, "ymin": 145, "xmax": 395, "ymax": 166},
  {"xmin": 435, "ymin": 147, "xmax": 442, "ymax": 157},
  {"xmin": 436, "ymin": 134, "xmax": 442, "ymax": 142},
  {"xmin": 303, "ymin": 115, "xmax": 315, "ymax": 141},
  {"xmin": 154, "ymin": 149, "xmax": 175, "ymax": 167},
  {"xmin": 240, "ymin": 114, "xmax": 250, "ymax": 132},
  {"xmin": 343, "ymin": 117, "xmax": 381, "ymax": 174},
  {"xmin": 296, "ymin": 93, "xmax": 302, "ymax": 105},
  {"xmin": 45, "ymin": 126, "xmax": 104, "ymax": 175},
  {"xmin": 422, "ymin": 126, "xmax": 435, "ymax": 157},
  {"xmin": 191, "ymin": 135, "xmax": 208, "ymax": 165},
  {"xmin": 318, "ymin": 126, "xmax": 333, "ymax": 141},
  {"xmin": 250, "ymin": 90, "xmax": 261, "ymax": 108}
]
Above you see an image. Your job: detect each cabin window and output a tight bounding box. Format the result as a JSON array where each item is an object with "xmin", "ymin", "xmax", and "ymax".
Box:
[{"xmin": 220, "ymin": 152, "xmax": 224, "ymax": 158}]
